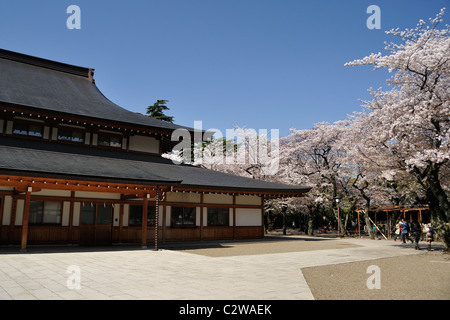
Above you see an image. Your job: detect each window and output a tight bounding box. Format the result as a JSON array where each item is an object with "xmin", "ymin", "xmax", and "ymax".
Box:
[
  {"xmin": 13, "ymin": 122, "xmax": 43, "ymax": 137},
  {"xmin": 80, "ymin": 204, "xmax": 95, "ymax": 225},
  {"xmin": 98, "ymin": 134, "xmax": 122, "ymax": 148},
  {"xmin": 207, "ymin": 207, "xmax": 229, "ymax": 226},
  {"xmin": 171, "ymin": 206, "xmax": 195, "ymax": 227},
  {"xmin": 129, "ymin": 205, "xmax": 156, "ymax": 226},
  {"xmin": 29, "ymin": 201, "xmax": 62, "ymax": 224},
  {"xmin": 58, "ymin": 128, "xmax": 85, "ymax": 143},
  {"xmin": 80, "ymin": 203, "xmax": 112, "ymax": 225}
]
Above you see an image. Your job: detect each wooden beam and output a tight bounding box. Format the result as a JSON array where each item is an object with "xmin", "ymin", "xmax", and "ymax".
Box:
[
  {"xmin": 0, "ymin": 104, "xmax": 175, "ymax": 137},
  {"xmin": 141, "ymin": 194, "xmax": 149, "ymax": 248},
  {"xmin": 20, "ymin": 187, "xmax": 32, "ymax": 252},
  {"xmin": 0, "ymin": 175, "xmax": 163, "ymax": 196},
  {"xmin": 172, "ymin": 186, "xmax": 307, "ymax": 198}
]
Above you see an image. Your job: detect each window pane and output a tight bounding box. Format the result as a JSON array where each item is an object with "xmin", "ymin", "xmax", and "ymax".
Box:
[
  {"xmin": 207, "ymin": 208, "xmax": 218, "ymax": 226},
  {"xmin": 129, "ymin": 205, "xmax": 156, "ymax": 226},
  {"xmin": 29, "ymin": 201, "xmax": 43, "ymax": 224},
  {"xmin": 97, "ymin": 134, "xmax": 110, "ymax": 146},
  {"xmin": 72, "ymin": 131, "xmax": 85, "ymax": 143},
  {"xmin": 13, "ymin": 123, "xmax": 28, "ymax": 135},
  {"xmin": 97, "ymin": 204, "xmax": 112, "ymax": 224},
  {"xmin": 81, "ymin": 204, "xmax": 95, "ymax": 224},
  {"xmin": 43, "ymin": 202, "xmax": 61, "ymax": 224},
  {"xmin": 183, "ymin": 207, "xmax": 195, "ymax": 225},
  {"xmin": 171, "ymin": 207, "xmax": 184, "ymax": 226},
  {"xmin": 58, "ymin": 129, "xmax": 72, "ymax": 141},
  {"xmin": 129, "ymin": 205, "xmax": 143, "ymax": 226},
  {"xmin": 28, "ymin": 124, "xmax": 43, "ymax": 137},
  {"xmin": 148, "ymin": 206, "xmax": 156, "ymax": 226},
  {"xmin": 110, "ymin": 136, "xmax": 122, "ymax": 148},
  {"xmin": 218, "ymin": 208, "xmax": 229, "ymax": 226}
]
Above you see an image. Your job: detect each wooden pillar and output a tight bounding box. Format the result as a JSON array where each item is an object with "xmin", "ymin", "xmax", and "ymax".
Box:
[
  {"xmin": 118, "ymin": 203, "xmax": 124, "ymax": 243},
  {"xmin": 20, "ymin": 187, "xmax": 32, "ymax": 252},
  {"xmin": 200, "ymin": 192, "xmax": 204, "ymax": 241},
  {"xmin": 261, "ymin": 196, "xmax": 265, "ymax": 237},
  {"xmin": 162, "ymin": 205, "xmax": 166, "ymax": 243},
  {"xmin": 232, "ymin": 195, "xmax": 236, "ymax": 240},
  {"xmin": 154, "ymin": 187, "xmax": 160, "ymax": 251},
  {"xmin": 141, "ymin": 194, "xmax": 149, "ymax": 248},
  {"xmin": 68, "ymin": 191, "xmax": 75, "ymax": 243}
]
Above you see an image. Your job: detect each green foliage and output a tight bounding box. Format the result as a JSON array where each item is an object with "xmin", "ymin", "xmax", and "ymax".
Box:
[{"xmin": 146, "ymin": 100, "xmax": 174, "ymax": 123}]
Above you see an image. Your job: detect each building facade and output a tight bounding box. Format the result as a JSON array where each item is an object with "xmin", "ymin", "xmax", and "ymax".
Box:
[{"xmin": 0, "ymin": 49, "xmax": 310, "ymax": 250}]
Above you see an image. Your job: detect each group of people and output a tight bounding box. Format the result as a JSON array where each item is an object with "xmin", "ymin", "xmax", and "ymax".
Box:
[{"xmin": 394, "ymin": 218, "xmax": 435, "ymax": 251}]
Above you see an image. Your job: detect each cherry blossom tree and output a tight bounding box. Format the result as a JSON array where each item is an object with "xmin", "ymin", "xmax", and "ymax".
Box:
[
  {"xmin": 279, "ymin": 122, "xmax": 348, "ymax": 235},
  {"xmin": 345, "ymin": 9, "xmax": 450, "ymax": 248}
]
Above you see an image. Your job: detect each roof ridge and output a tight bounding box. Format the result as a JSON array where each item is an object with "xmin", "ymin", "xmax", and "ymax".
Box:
[{"xmin": 0, "ymin": 48, "xmax": 95, "ymax": 82}]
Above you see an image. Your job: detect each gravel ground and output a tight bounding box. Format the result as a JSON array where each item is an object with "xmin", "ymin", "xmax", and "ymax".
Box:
[
  {"xmin": 302, "ymin": 250, "xmax": 450, "ymax": 300},
  {"xmin": 5, "ymin": 234, "xmax": 447, "ymax": 300},
  {"xmin": 162, "ymin": 236, "xmax": 361, "ymax": 257},
  {"xmin": 165, "ymin": 235, "xmax": 450, "ymax": 300}
]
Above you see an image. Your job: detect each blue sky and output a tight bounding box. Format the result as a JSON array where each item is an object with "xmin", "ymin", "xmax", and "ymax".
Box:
[{"xmin": 0, "ymin": 0, "xmax": 448, "ymax": 137}]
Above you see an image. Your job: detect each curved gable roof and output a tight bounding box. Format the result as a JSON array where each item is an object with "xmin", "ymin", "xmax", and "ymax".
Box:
[{"xmin": 0, "ymin": 49, "xmax": 193, "ymax": 132}]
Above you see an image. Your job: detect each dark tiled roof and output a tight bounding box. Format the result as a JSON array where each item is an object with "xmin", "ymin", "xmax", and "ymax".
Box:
[
  {"xmin": 0, "ymin": 137, "xmax": 310, "ymax": 194},
  {"xmin": 0, "ymin": 49, "xmax": 193, "ymax": 132}
]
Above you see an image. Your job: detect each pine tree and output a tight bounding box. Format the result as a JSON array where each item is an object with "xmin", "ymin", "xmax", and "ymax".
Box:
[{"xmin": 146, "ymin": 100, "xmax": 174, "ymax": 123}]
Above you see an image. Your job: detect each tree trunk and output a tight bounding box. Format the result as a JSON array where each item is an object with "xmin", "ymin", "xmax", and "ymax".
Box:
[
  {"xmin": 364, "ymin": 202, "xmax": 374, "ymax": 240},
  {"xmin": 415, "ymin": 165, "xmax": 450, "ymax": 250},
  {"xmin": 307, "ymin": 218, "xmax": 314, "ymax": 236},
  {"xmin": 342, "ymin": 211, "xmax": 349, "ymax": 236},
  {"xmin": 425, "ymin": 186, "xmax": 450, "ymax": 251},
  {"xmin": 306, "ymin": 206, "xmax": 315, "ymax": 236}
]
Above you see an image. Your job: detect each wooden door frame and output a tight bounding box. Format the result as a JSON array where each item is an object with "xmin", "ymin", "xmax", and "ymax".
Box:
[{"xmin": 79, "ymin": 202, "xmax": 113, "ymax": 246}]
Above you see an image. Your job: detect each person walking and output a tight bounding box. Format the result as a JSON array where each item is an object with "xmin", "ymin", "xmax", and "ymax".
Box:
[
  {"xmin": 410, "ymin": 220, "xmax": 422, "ymax": 250},
  {"xmin": 425, "ymin": 223, "xmax": 435, "ymax": 251},
  {"xmin": 394, "ymin": 220, "xmax": 402, "ymax": 241},
  {"xmin": 401, "ymin": 219, "xmax": 413, "ymax": 244}
]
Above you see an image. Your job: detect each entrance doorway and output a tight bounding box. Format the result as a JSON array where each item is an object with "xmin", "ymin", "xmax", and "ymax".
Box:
[{"xmin": 79, "ymin": 203, "xmax": 113, "ymax": 245}]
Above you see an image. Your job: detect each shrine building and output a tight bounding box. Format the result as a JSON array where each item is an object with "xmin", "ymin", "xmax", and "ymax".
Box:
[{"xmin": 0, "ymin": 49, "xmax": 310, "ymax": 250}]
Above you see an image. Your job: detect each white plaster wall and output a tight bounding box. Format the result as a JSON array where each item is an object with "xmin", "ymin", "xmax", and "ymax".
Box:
[
  {"xmin": 123, "ymin": 204, "xmax": 129, "ymax": 227},
  {"xmin": 113, "ymin": 203, "xmax": 120, "ymax": 226},
  {"xmin": 166, "ymin": 192, "xmax": 201, "ymax": 203},
  {"xmin": 2, "ymin": 196, "xmax": 12, "ymax": 225},
  {"xmin": 43, "ymin": 126, "xmax": 50, "ymax": 140},
  {"xmin": 203, "ymin": 194, "xmax": 233, "ymax": 204},
  {"xmin": 15, "ymin": 199, "xmax": 24, "ymax": 226},
  {"xmin": 236, "ymin": 195, "xmax": 261, "ymax": 206},
  {"xmin": 62, "ymin": 201, "xmax": 71, "ymax": 226},
  {"xmin": 85, "ymin": 132, "xmax": 91, "ymax": 145},
  {"xmin": 196, "ymin": 207, "xmax": 201, "ymax": 226},
  {"xmin": 74, "ymin": 191, "xmax": 121, "ymax": 199},
  {"xmin": 236, "ymin": 208, "xmax": 261, "ymax": 226},
  {"xmin": 6, "ymin": 121, "xmax": 13, "ymax": 134},
  {"xmin": 128, "ymin": 135, "xmax": 159, "ymax": 154},
  {"xmin": 165, "ymin": 206, "xmax": 171, "ymax": 227},
  {"xmin": 73, "ymin": 202, "xmax": 80, "ymax": 226},
  {"xmin": 33, "ymin": 189, "xmax": 72, "ymax": 197}
]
